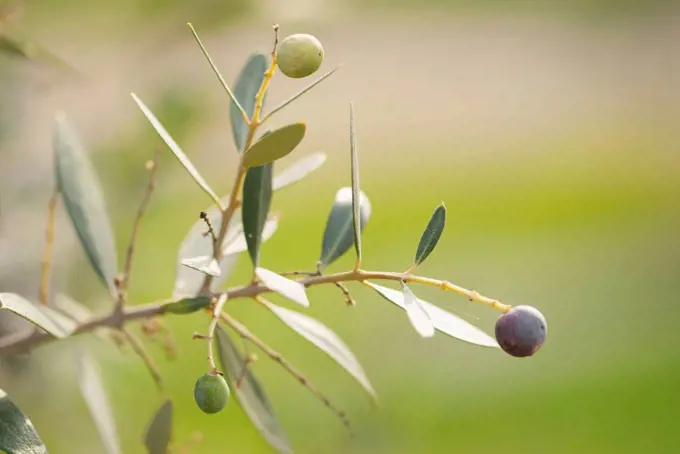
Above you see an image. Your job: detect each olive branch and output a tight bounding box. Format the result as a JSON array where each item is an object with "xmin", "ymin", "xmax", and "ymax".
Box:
[{"xmin": 0, "ymin": 23, "xmax": 546, "ymax": 454}]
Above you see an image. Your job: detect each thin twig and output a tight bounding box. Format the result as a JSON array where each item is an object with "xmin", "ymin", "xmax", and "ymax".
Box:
[
  {"xmin": 39, "ymin": 187, "xmax": 59, "ymax": 306},
  {"xmin": 119, "ymin": 326, "xmax": 165, "ymax": 392},
  {"xmin": 205, "ymin": 293, "xmax": 228, "ymax": 372},
  {"xmin": 333, "ymin": 282, "xmax": 356, "ymax": 307},
  {"xmin": 221, "ymin": 312, "xmax": 353, "ymax": 435},
  {"xmin": 116, "ymin": 148, "xmax": 160, "ymax": 312}
]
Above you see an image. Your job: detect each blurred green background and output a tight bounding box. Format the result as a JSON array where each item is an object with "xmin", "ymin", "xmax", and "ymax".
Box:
[{"xmin": 0, "ymin": 0, "xmax": 679, "ymax": 453}]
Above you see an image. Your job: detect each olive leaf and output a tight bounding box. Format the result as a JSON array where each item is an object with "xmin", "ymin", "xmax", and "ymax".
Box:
[
  {"xmin": 242, "ymin": 163, "xmax": 273, "ymax": 267},
  {"xmin": 366, "ymin": 283, "xmax": 498, "ymax": 348},
  {"xmin": 76, "ymin": 352, "xmax": 122, "ymax": 454},
  {"xmin": 401, "ymin": 282, "xmax": 434, "ymax": 338},
  {"xmin": 215, "ymin": 327, "xmax": 292, "ymax": 454},
  {"xmin": 231, "ymin": 53, "xmax": 269, "ymax": 152},
  {"xmin": 179, "ymin": 256, "xmax": 221, "ymax": 277},
  {"xmin": 243, "ymin": 123, "xmax": 306, "ymax": 168},
  {"xmin": 162, "ymin": 296, "xmax": 212, "ymax": 315},
  {"xmin": 52, "ymin": 293, "xmax": 94, "ymax": 324},
  {"xmin": 143, "ymin": 400, "xmax": 173, "ymax": 454},
  {"xmin": 414, "ymin": 203, "xmax": 446, "ymax": 267},
  {"xmin": 222, "ymin": 214, "xmax": 279, "ymax": 256},
  {"xmin": 39, "ymin": 305, "xmax": 78, "ymax": 337},
  {"xmin": 0, "ymin": 293, "xmax": 72, "ymax": 339},
  {"xmin": 272, "ymin": 151, "xmax": 326, "ymax": 191},
  {"xmin": 0, "ymin": 388, "xmax": 49, "ymax": 454},
  {"xmin": 318, "ymin": 187, "xmax": 372, "ymax": 270},
  {"xmin": 255, "ymin": 268, "xmax": 309, "ymax": 308},
  {"xmin": 348, "ymin": 102, "xmax": 362, "ymax": 264},
  {"xmin": 53, "ymin": 112, "xmax": 118, "ymax": 295},
  {"xmin": 261, "ymin": 300, "xmax": 376, "ymax": 400},
  {"xmin": 130, "ymin": 93, "xmax": 222, "ymax": 206}
]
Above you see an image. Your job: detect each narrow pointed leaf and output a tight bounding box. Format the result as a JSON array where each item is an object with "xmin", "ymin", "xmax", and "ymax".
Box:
[
  {"xmin": 143, "ymin": 400, "xmax": 173, "ymax": 454},
  {"xmin": 54, "ymin": 113, "xmax": 118, "ymax": 293},
  {"xmin": 319, "ymin": 187, "xmax": 372, "ymax": 269},
  {"xmin": 231, "ymin": 53, "xmax": 269, "ymax": 152},
  {"xmin": 0, "ymin": 388, "xmax": 49, "ymax": 454},
  {"xmin": 272, "ymin": 151, "xmax": 327, "ymax": 191},
  {"xmin": 263, "ymin": 66, "xmax": 341, "ymax": 122},
  {"xmin": 76, "ymin": 353, "xmax": 122, "ymax": 454},
  {"xmin": 348, "ymin": 103, "xmax": 362, "ymax": 263},
  {"xmin": 366, "ymin": 283, "xmax": 498, "ymax": 348},
  {"xmin": 179, "ymin": 256, "xmax": 221, "ymax": 277},
  {"xmin": 131, "ymin": 93, "xmax": 221, "ymax": 205},
  {"xmin": 0, "ymin": 293, "xmax": 71, "ymax": 339},
  {"xmin": 243, "ymin": 123, "xmax": 306, "ymax": 168},
  {"xmin": 262, "ymin": 301, "xmax": 376, "ymax": 399},
  {"xmin": 215, "ymin": 327, "xmax": 292, "ymax": 454},
  {"xmin": 242, "ymin": 164, "xmax": 273, "ymax": 267},
  {"xmin": 401, "ymin": 283, "xmax": 434, "ymax": 338},
  {"xmin": 414, "ymin": 203, "xmax": 447, "ymax": 266},
  {"xmin": 53, "ymin": 293, "xmax": 93, "ymax": 323},
  {"xmin": 39, "ymin": 305, "xmax": 78, "ymax": 337},
  {"xmin": 162, "ymin": 296, "xmax": 212, "ymax": 315},
  {"xmin": 255, "ymin": 268, "xmax": 309, "ymax": 308},
  {"xmin": 222, "ymin": 214, "xmax": 279, "ymax": 256}
]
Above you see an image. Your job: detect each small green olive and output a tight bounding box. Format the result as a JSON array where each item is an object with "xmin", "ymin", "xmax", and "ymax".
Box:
[
  {"xmin": 193, "ymin": 372, "xmax": 230, "ymax": 414},
  {"xmin": 276, "ymin": 33, "xmax": 324, "ymax": 79}
]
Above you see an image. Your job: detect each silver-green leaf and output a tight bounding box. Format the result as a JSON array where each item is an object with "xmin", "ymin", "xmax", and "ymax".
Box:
[
  {"xmin": 54, "ymin": 112, "xmax": 118, "ymax": 294},
  {"xmin": 143, "ymin": 400, "xmax": 173, "ymax": 454},
  {"xmin": 366, "ymin": 283, "xmax": 498, "ymax": 348},
  {"xmin": 348, "ymin": 102, "xmax": 362, "ymax": 264},
  {"xmin": 255, "ymin": 268, "xmax": 309, "ymax": 308},
  {"xmin": 414, "ymin": 203, "xmax": 446, "ymax": 267},
  {"xmin": 401, "ymin": 282, "xmax": 434, "ymax": 338},
  {"xmin": 0, "ymin": 293, "xmax": 72, "ymax": 339},
  {"xmin": 243, "ymin": 123, "xmax": 306, "ymax": 168},
  {"xmin": 130, "ymin": 93, "xmax": 222, "ymax": 206},
  {"xmin": 261, "ymin": 300, "xmax": 376, "ymax": 400},
  {"xmin": 242, "ymin": 163, "xmax": 273, "ymax": 267},
  {"xmin": 0, "ymin": 388, "xmax": 49, "ymax": 454},
  {"xmin": 231, "ymin": 53, "xmax": 269, "ymax": 152},
  {"xmin": 272, "ymin": 151, "xmax": 326, "ymax": 191},
  {"xmin": 215, "ymin": 327, "xmax": 292, "ymax": 454},
  {"xmin": 318, "ymin": 187, "xmax": 372, "ymax": 270},
  {"xmin": 76, "ymin": 353, "xmax": 122, "ymax": 454},
  {"xmin": 179, "ymin": 256, "xmax": 221, "ymax": 277}
]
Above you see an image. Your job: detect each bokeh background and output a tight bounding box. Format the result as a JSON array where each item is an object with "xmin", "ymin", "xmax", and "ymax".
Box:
[{"xmin": 1, "ymin": 0, "xmax": 679, "ymax": 453}]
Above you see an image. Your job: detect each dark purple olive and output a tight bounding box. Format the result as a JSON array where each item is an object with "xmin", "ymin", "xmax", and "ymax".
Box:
[{"xmin": 495, "ymin": 305, "xmax": 547, "ymax": 357}]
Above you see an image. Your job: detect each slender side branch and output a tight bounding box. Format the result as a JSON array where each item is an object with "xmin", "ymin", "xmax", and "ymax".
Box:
[
  {"xmin": 0, "ymin": 269, "xmax": 510, "ymax": 356},
  {"xmin": 117, "ymin": 148, "xmax": 160, "ymax": 312},
  {"xmin": 120, "ymin": 327, "xmax": 165, "ymax": 392},
  {"xmin": 220, "ymin": 311, "xmax": 352, "ymax": 434},
  {"xmin": 205, "ymin": 293, "xmax": 228, "ymax": 372},
  {"xmin": 39, "ymin": 187, "xmax": 59, "ymax": 306}
]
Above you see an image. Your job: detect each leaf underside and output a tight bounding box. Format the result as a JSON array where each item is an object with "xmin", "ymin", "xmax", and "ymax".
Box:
[
  {"xmin": 0, "ymin": 293, "xmax": 72, "ymax": 339},
  {"xmin": 243, "ymin": 123, "xmax": 307, "ymax": 168}
]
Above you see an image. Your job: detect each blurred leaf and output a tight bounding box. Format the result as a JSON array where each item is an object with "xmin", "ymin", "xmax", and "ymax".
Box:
[
  {"xmin": 222, "ymin": 214, "xmax": 279, "ymax": 256},
  {"xmin": 242, "ymin": 163, "xmax": 273, "ymax": 267},
  {"xmin": 261, "ymin": 300, "xmax": 376, "ymax": 399},
  {"xmin": 53, "ymin": 112, "xmax": 118, "ymax": 294},
  {"xmin": 366, "ymin": 283, "xmax": 498, "ymax": 348},
  {"xmin": 255, "ymin": 268, "xmax": 309, "ymax": 308},
  {"xmin": 243, "ymin": 123, "xmax": 306, "ymax": 168},
  {"xmin": 0, "ymin": 293, "xmax": 72, "ymax": 339},
  {"xmin": 143, "ymin": 400, "xmax": 173, "ymax": 454},
  {"xmin": 318, "ymin": 187, "xmax": 372, "ymax": 270},
  {"xmin": 401, "ymin": 282, "xmax": 434, "ymax": 338},
  {"xmin": 130, "ymin": 93, "xmax": 221, "ymax": 206},
  {"xmin": 76, "ymin": 353, "xmax": 122, "ymax": 454},
  {"xmin": 349, "ymin": 102, "xmax": 362, "ymax": 264},
  {"xmin": 231, "ymin": 53, "xmax": 268, "ymax": 152},
  {"xmin": 52, "ymin": 293, "xmax": 93, "ymax": 323},
  {"xmin": 0, "ymin": 388, "xmax": 48, "ymax": 454},
  {"xmin": 179, "ymin": 256, "xmax": 221, "ymax": 277},
  {"xmin": 38, "ymin": 305, "xmax": 78, "ymax": 337},
  {"xmin": 263, "ymin": 67, "xmax": 341, "ymax": 122},
  {"xmin": 414, "ymin": 203, "xmax": 446, "ymax": 267},
  {"xmin": 0, "ymin": 33, "xmax": 85, "ymax": 81},
  {"xmin": 162, "ymin": 296, "xmax": 211, "ymax": 315},
  {"xmin": 272, "ymin": 151, "xmax": 327, "ymax": 191},
  {"xmin": 215, "ymin": 327, "xmax": 292, "ymax": 454}
]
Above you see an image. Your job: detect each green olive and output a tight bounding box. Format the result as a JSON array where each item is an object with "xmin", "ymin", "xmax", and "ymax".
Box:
[
  {"xmin": 193, "ymin": 372, "xmax": 230, "ymax": 414},
  {"xmin": 276, "ymin": 33, "xmax": 324, "ymax": 79}
]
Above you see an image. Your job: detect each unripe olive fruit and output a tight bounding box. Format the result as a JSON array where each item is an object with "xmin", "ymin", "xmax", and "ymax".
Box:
[
  {"xmin": 194, "ymin": 372, "xmax": 230, "ymax": 414},
  {"xmin": 276, "ymin": 33, "xmax": 324, "ymax": 79},
  {"xmin": 494, "ymin": 305, "xmax": 547, "ymax": 358}
]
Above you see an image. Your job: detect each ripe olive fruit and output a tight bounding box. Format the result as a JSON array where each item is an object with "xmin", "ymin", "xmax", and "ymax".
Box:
[{"xmin": 495, "ymin": 305, "xmax": 547, "ymax": 357}]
